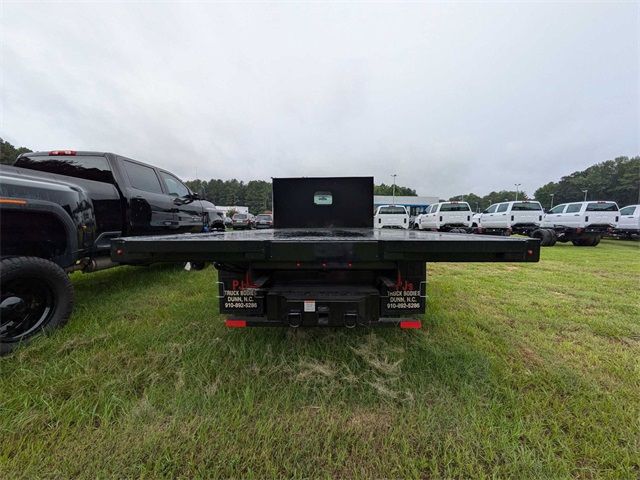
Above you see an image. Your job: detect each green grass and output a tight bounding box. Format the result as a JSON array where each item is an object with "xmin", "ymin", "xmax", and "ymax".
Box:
[{"xmin": 1, "ymin": 239, "xmax": 639, "ymax": 478}]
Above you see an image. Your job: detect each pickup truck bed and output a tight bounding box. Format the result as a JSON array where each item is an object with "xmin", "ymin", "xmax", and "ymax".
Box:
[{"xmin": 112, "ymin": 228, "xmax": 540, "ymax": 264}]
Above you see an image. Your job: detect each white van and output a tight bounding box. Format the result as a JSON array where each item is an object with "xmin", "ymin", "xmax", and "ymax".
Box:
[
  {"xmin": 415, "ymin": 201, "xmax": 472, "ymax": 232},
  {"xmin": 479, "ymin": 201, "xmax": 544, "ymax": 235},
  {"xmin": 374, "ymin": 205, "xmax": 409, "ymax": 229},
  {"xmin": 615, "ymin": 205, "xmax": 639, "ymax": 238}
]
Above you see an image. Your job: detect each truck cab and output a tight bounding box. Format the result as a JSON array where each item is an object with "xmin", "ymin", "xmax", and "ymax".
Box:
[
  {"xmin": 374, "ymin": 205, "xmax": 409, "ymax": 229},
  {"xmin": 541, "ymin": 201, "xmax": 619, "ymax": 231},
  {"xmin": 479, "ymin": 201, "xmax": 544, "ymax": 233},
  {"xmin": 9, "ymin": 151, "xmax": 209, "ymax": 252},
  {"xmin": 415, "ymin": 201, "xmax": 472, "ymax": 231},
  {"xmin": 616, "ymin": 205, "xmax": 640, "ymax": 237},
  {"xmin": 539, "ymin": 200, "xmax": 619, "ymax": 246}
]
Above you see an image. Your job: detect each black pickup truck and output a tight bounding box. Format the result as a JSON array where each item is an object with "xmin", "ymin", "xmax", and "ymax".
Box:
[
  {"xmin": 113, "ymin": 177, "xmax": 540, "ymax": 329},
  {"xmin": 0, "ymin": 150, "xmax": 223, "ymax": 354}
]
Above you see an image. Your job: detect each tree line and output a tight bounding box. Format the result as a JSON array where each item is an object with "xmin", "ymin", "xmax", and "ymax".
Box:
[
  {"xmin": 449, "ymin": 156, "xmax": 639, "ymax": 211},
  {"xmin": 0, "ymin": 138, "xmax": 31, "ymax": 164},
  {"xmin": 2, "ymin": 139, "xmax": 636, "ymax": 212},
  {"xmin": 184, "ymin": 179, "xmax": 417, "ymax": 214}
]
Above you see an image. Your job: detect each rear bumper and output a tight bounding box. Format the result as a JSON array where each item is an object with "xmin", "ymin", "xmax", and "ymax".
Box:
[{"xmin": 225, "ymin": 317, "xmax": 422, "ymax": 328}]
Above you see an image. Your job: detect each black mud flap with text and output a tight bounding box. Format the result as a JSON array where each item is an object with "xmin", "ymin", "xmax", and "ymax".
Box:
[
  {"xmin": 217, "ymin": 269, "xmax": 265, "ymax": 316},
  {"xmin": 379, "ymin": 262, "xmax": 426, "ymax": 317}
]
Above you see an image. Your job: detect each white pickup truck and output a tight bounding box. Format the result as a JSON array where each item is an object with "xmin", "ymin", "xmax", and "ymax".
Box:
[
  {"xmin": 414, "ymin": 201, "xmax": 472, "ymax": 232},
  {"xmin": 541, "ymin": 200, "xmax": 619, "ymax": 246},
  {"xmin": 616, "ymin": 205, "xmax": 640, "ymax": 238},
  {"xmin": 475, "ymin": 200, "xmax": 557, "ymax": 246},
  {"xmin": 374, "ymin": 205, "xmax": 409, "ymax": 229},
  {"xmin": 478, "ymin": 201, "xmax": 544, "ymax": 233}
]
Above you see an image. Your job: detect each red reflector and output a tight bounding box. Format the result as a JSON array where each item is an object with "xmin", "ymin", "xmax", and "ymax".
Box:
[
  {"xmin": 527, "ymin": 249, "xmax": 533, "ymax": 256},
  {"xmin": 400, "ymin": 320, "xmax": 421, "ymax": 329},
  {"xmin": 116, "ymin": 248, "xmax": 124, "ymax": 256},
  {"xmin": 49, "ymin": 150, "xmax": 77, "ymax": 156},
  {"xmin": 226, "ymin": 319, "xmax": 246, "ymax": 328}
]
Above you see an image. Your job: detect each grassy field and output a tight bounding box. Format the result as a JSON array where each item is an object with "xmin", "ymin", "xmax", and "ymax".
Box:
[{"xmin": 1, "ymin": 239, "xmax": 639, "ymax": 478}]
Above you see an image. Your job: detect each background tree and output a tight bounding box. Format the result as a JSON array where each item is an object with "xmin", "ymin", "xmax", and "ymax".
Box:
[
  {"xmin": 534, "ymin": 156, "xmax": 639, "ymax": 207},
  {"xmin": 374, "ymin": 183, "xmax": 417, "ymax": 196},
  {"xmin": 1, "ymin": 138, "xmax": 32, "ymax": 165}
]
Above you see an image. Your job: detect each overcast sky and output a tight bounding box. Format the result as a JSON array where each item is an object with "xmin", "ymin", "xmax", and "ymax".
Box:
[{"xmin": 2, "ymin": 1, "xmax": 638, "ymax": 198}]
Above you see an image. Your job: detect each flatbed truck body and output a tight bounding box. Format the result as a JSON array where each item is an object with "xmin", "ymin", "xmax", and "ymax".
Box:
[{"xmin": 112, "ymin": 177, "xmax": 540, "ymax": 328}]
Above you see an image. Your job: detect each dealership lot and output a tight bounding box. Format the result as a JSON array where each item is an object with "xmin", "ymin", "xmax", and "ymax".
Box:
[{"xmin": 0, "ymin": 240, "xmax": 638, "ymax": 478}]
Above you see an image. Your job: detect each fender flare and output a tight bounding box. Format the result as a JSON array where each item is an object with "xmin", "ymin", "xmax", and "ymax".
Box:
[{"xmin": 1, "ymin": 200, "xmax": 79, "ymax": 267}]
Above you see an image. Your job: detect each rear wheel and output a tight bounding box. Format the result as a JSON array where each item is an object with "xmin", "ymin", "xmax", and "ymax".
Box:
[
  {"xmin": 1, "ymin": 257, "xmax": 74, "ymax": 355},
  {"xmin": 531, "ymin": 228, "xmax": 554, "ymax": 246},
  {"xmin": 572, "ymin": 235, "xmax": 599, "ymax": 247}
]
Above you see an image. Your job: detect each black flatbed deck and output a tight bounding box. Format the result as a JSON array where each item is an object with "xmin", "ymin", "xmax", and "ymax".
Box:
[{"xmin": 112, "ymin": 228, "xmax": 540, "ymax": 264}]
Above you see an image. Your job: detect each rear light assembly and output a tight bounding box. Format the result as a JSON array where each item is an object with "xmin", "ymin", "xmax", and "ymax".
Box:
[
  {"xmin": 49, "ymin": 150, "xmax": 77, "ymax": 156},
  {"xmin": 225, "ymin": 319, "xmax": 246, "ymax": 328},
  {"xmin": 400, "ymin": 320, "xmax": 422, "ymax": 329}
]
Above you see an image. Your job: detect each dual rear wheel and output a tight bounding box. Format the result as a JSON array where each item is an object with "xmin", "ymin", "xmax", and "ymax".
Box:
[
  {"xmin": 572, "ymin": 235, "xmax": 601, "ymax": 247},
  {"xmin": 531, "ymin": 229, "xmax": 557, "ymax": 247}
]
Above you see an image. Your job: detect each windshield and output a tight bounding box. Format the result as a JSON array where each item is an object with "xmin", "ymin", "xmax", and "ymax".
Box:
[
  {"xmin": 586, "ymin": 202, "xmax": 617, "ymax": 212},
  {"xmin": 233, "ymin": 214, "xmax": 247, "ymax": 220},
  {"xmin": 440, "ymin": 203, "xmax": 470, "ymax": 212},
  {"xmin": 378, "ymin": 206, "xmax": 406, "ymax": 214},
  {"xmin": 256, "ymin": 215, "xmax": 272, "ymax": 221},
  {"xmin": 511, "ymin": 202, "xmax": 542, "ymax": 211}
]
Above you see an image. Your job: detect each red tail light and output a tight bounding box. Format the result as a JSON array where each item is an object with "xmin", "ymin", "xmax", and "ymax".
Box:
[
  {"xmin": 225, "ymin": 319, "xmax": 246, "ymax": 328},
  {"xmin": 49, "ymin": 150, "xmax": 77, "ymax": 156},
  {"xmin": 400, "ymin": 320, "xmax": 422, "ymax": 329}
]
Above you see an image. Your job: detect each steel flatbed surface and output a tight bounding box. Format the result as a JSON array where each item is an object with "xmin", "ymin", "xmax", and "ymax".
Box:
[{"xmin": 112, "ymin": 228, "xmax": 540, "ymax": 264}]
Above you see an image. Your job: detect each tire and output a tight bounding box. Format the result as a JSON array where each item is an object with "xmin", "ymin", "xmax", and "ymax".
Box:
[
  {"xmin": 531, "ymin": 228, "xmax": 552, "ymax": 247},
  {"xmin": 572, "ymin": 235, "xmax": 598, "ymax": 247},
  {"xmin": 1, "ymin": 257, "xmax": 74, "ymax": 355},
  {"xmin": 210, "ymin": 221, "xmax": 225, "ymax": 232},
  {"xmin": 531, "ymin": 229, "xmax": 553, "ymax": 247},
  {"xmin": 546, "ymin": 229, "xmax": 558, "ymax": 246}
]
